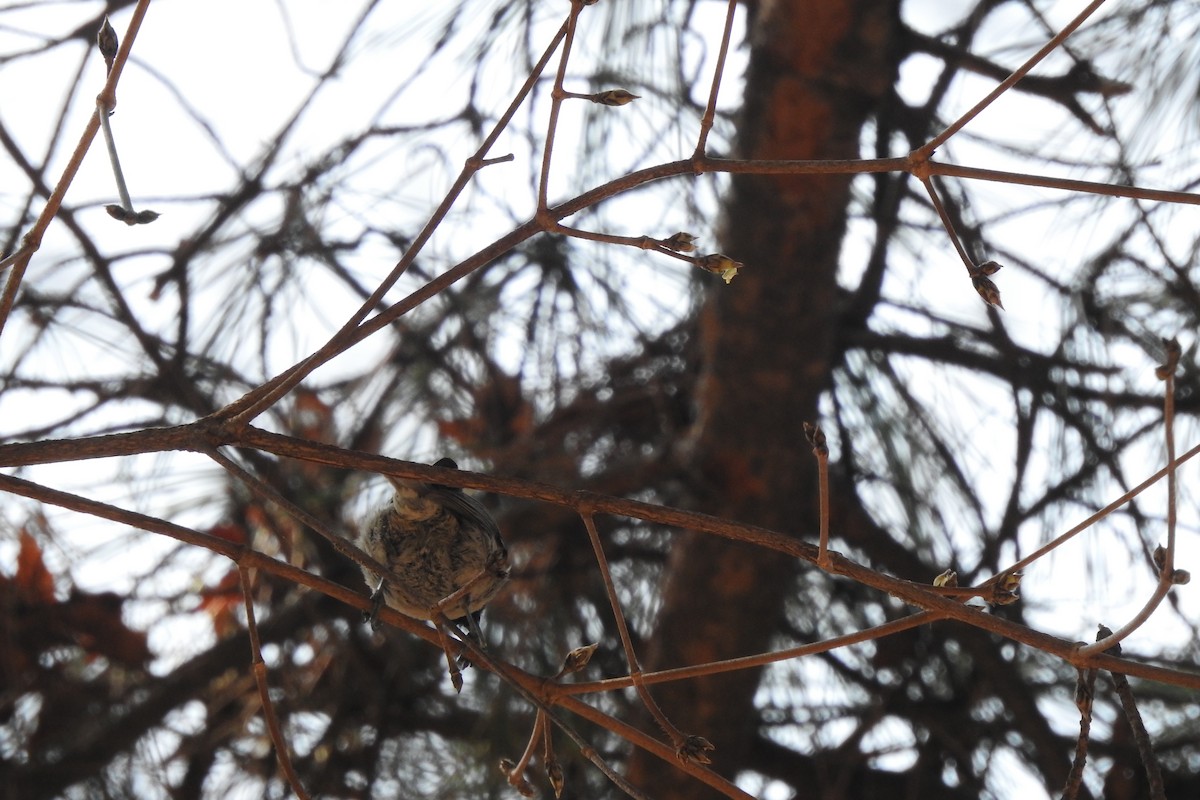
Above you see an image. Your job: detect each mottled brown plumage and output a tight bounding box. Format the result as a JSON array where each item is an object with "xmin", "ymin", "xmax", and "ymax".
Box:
[{"xmin": 358, "ymin": 458, "xmax": 509, "ymax": 665}]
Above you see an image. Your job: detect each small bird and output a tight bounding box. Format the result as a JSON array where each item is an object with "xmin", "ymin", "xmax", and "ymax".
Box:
[{"xmin": 358, "ymin": 457, "xmax": 510, "ymax": 687}]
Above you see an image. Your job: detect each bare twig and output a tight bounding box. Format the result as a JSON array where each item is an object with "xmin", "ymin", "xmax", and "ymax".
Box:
[
  {"xmin": 0, "ymin": 0, "xmax": 152, "ymax": 336},
  {"xmin": 919, "ymin": 0, "xmax": 1110, "ymax": 155},
  {"xmin": 1076, "ymin": 340, "xmax": 1186, "ymax": 659},
  {"xmin": 1061, "ymin": 663, "xmax": 1097, "ymax": 800},
  {"xmin": 557, "ymin": 611, "xmax": 940, "ymax": 697},
  {"xmin": 580, "ymin": 511, "xmax": 714, "ymax": 765},
  {"xmin": 501, "ymin": 710, "xmax": 545, "ymax": 797},
  {"xmin": 220, "ymin": 19, "xmax": 571, "ymax": 425},
  {"xmin": 986, "ymin": 434, "xmax": 1200, "ymax": 584},
  {"xmin": 1158, "ymin": 338, "xmax": 1180, "ymax": 573},
  {"xmin": 927, "ymin": 160, "xmax": 1200, "ymax": 206},
  {"xmin": 238, "ymin": 565, "xmax": 312, "ymax": 800},
  {"xmin": 804, "ymin": 423, "xmax": 832, "ymax": 568},
  {"xmin": 693, "ymin": 0, "xmax": 738, "ymax": 159},
  {"xmin": 1098, "ymin": 626, "xmax": 1167, "ymax": 800},
  {"xmin": 538, "ymin": 2, "xmax": 587, "ymax": 212},
  {"xmin": 97, "ymin": 101, "xmax": 132, "ymax": 212}
]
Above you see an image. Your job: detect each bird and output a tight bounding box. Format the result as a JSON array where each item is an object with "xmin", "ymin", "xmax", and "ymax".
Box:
[{"xmin": 357, "ymin": 457, "xmax": 510, "ymax": 688}]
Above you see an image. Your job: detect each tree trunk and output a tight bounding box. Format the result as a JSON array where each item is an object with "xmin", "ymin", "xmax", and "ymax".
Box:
[{"xmin": 627, "ymin": 1, "xmax": 899, "ymax": 795}]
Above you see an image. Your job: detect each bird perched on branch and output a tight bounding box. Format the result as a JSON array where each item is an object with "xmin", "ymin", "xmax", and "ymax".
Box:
[{"xmin": 358, "ymin": 457, "xmax": 510, "ymax": 689}]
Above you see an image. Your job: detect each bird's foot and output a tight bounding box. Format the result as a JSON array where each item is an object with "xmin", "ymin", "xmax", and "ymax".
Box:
[{"xmin": 363, "ymin": 588, "xmax": 384, "ymax": 631}]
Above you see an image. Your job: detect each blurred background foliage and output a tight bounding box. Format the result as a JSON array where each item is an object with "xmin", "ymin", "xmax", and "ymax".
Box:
[{"xmin": 1, "ymin": 1, "xmax": 1199, "ymax": 798}]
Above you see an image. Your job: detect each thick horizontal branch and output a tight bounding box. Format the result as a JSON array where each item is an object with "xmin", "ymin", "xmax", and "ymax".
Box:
[
  {"xmin": 3, "ymin": 423, "xmax": 1197, "ymax": 689},
  {"xmin": 238, "ymin": 428, "xmax": 1200, "ymax": 690},
  {"xmin": 0, "ymin": 423, "xmax": 200, "ymax": 467}
]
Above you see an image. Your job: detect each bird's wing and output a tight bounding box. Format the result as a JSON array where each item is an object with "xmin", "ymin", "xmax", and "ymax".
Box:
[{"xmin": 428, "ymin": 485, "xmax": 505, "ymax": 548}]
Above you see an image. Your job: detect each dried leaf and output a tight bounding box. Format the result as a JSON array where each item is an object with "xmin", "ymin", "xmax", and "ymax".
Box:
[
  {"xmin": 198, "ymin": 569, "xmax": 243, "ymax": 639},
  {"xmin": 63, "ymin": 590, "xmax": 152, "ymax": 666},
  {"xmin": 16, "ymin": 530, "xmax": 56, "ymax": 605}
]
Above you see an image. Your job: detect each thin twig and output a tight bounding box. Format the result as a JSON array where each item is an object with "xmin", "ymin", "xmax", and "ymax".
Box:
[
  {"xmin": 580, "ymin": 511, "xmax": 713, "ymax": 764},
  {"xmin": 692, "ymin": 0, "xmax": 738, "ymax": 159},
  {"xmin": 1160, "ymin": 338, "xmax": 1180, "ymax": 572},
  {"xmin": 1109, "ymin": 670, "xmax": 1167, "ymax": 799},
  {"xmin": 927, "ymin": 160, "xmax": 1200, "ymax": 206},
  {"xmin": 196, "ymin": 145, "xmax": 1200, "ymax": 431},
  {"xmin": 446, "ymin": 624, "xmax": 679, "ymax": 800},
  {"xmin": 538, "ymin": 2, "xmax": 586, "ymax": 211},
  {"xmin": 1073, "ymin": 343, "xmax": 1184, "ymax": 659},
  {"xmin": 503, "ymin": 710, "xmax": 545, "ymax": 796},
  {"xmin": 97, "ymin": 102, "xmax": 133, "ymax": 212},
  {"xmin": 916, "ymin": 172, "xmax": 974, "ymax": 271},
  {"xmin": 220, "ymin": 19, "xmax": 570, "ymax": 425},
  {"xmin": 986, "ymin": 435, "xmax": 1200, "ymax": 584},
  {"xmin": 1077, "ymin": 567, "xmax": 1173, "ymax": 658},
  {"xmin": 0, "ymin": 0, "xmax": 152, "ymax": 336},
  {"xmin": 542, "ymin": 710, "xmax": 564, "ymax": 799},
  {"xmin": 238, "ymin": 565, "xmax": 312, "ymax": 800},
  {"xmin": 553, "ymin": 693, "xmax": 754, "ymax": 800},
  {"xmin": 804, "ymin": 423, "xmax": 831, "ymax": 567},
  {"xmin": 557, "ymin": 611, "xmax": 940, "ymax": 697},
  {"xmin": 1061, "ymin": 665, "xmax": 1097, "ymax": 800},
  {"xmin": 1099, "ymin": 627, "xmax": 1167, "ymax": 800},
  {"xmin": 920, "ymin": 0, "xmax": 1110, "ymax": 155},
  {"xmin": 555, "ymin": 223, "xmax": 661, "ymax": 250}
]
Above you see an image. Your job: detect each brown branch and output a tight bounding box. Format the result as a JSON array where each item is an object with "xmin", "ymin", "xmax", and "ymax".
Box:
[
  {"xmin": 989, "ymin": 436, "xmax": 1200, "ymax": 583},
  {"xmin": 0, "ymin": 0, "xmax": 152, "ymax": 336},
  {"xmin": 558, "ymin": 611, "xmax": 940, "ymax": 697},
  {"xmin": 920, "ymin": 0, "xmax": 1110, "ymax": 154},
  {"xmin": 554, "ymin": 693, "xmax": 754, "ymax": 800},
  {"xmin": 916, "ymin": 170, "xmax": 975, "ymax": 271},
  {"xmin": 1160, "ymin": 337, "xmax": 1180, "ymax": 572},
  {"xmin": 539, "ymin": 3, "xmax": 586, "ymax": 212},
  {"xmin": 218, "ymin": 19, "xmax": 571, "ymax": 425},
  {"xmin": 693, "ymin": 0, "xmax": 738, "ymax": 158},
  {"xmin": 1098, "ymin": 627, "xmax": 1167, "ymax": 800},
  {"xmin": 2, "ymin": 419, "xmax": 1197, "ymax": 695},
  {"xmin": 927, "ymin": 160, "xmax": 1200, "ymax": 206},
  {"xmin": 238, "ymin": 565, "xmax": 311, "ymax": 800},
  {"xmin": 581, "ymin": 511, "xmax": 713, "ymax": 765},
  {"xmin": 804, "ymin": 423, "xmax": 832, "ymax": 568},
  {"xmin": 1062, "ymin": 665, "xmax": 1097, "ymax": 800},
  {"xmin": 230, "ymin": 428, "xmax": 1200, "ymax": 689}
]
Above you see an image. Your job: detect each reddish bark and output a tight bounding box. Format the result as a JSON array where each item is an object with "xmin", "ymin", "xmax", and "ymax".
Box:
[{"xmin": 627, "ymin": 1, "xmax": 899, "ymax": 794}]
